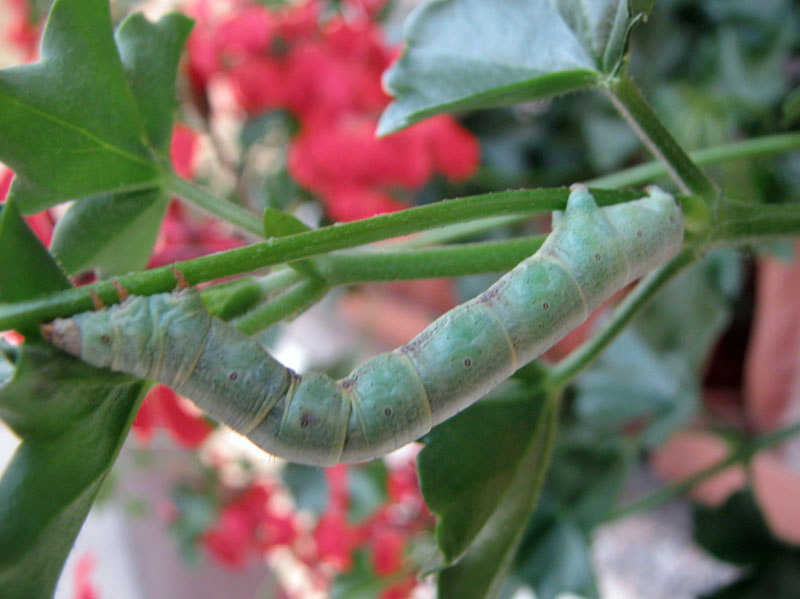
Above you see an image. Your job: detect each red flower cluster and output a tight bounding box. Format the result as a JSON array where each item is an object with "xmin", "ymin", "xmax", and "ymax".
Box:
[
  {"xmin": 201, "ymin": 481, "xmax": 297, "ymax": 569},
  {"xmin": 2, "ymin": 0, "xmax": 40, "ymax": 60},
  {"xmin": 308, "ymin": 458, "xmax": 432, "ymax": 598},
  {"xmin": 186, "ymin": 0, "xmax": 480, "ymax": 221}
]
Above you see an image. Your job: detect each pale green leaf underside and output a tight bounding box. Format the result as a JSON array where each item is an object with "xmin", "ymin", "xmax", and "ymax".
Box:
[{"xmin": 378, "ymin": 0, "xmax": 631, "ymax": 134}]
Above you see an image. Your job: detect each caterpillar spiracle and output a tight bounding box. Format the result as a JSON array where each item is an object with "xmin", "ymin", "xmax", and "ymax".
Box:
[{"xmin": 46, "ymin": 186, "xmax": 684, "ymax": 466}]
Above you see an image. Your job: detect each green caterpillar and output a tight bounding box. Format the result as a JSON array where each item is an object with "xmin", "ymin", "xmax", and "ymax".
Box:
[{"xmin": 46, "ymin": 186, "xmax": 683, "ymax": 466}]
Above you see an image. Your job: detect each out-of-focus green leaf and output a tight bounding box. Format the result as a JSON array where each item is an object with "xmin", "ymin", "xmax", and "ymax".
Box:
[
  {"xmin": 282, "ymin": 463, "xmax": 329, "ymax": 515},
  {"xmin": 418, "ymin": 383, "xmax": 557, "ymax": 599},
  {"xmin": 575, "ymin": 330, "xmax": 698, "ymax": 447},
  {"xmin": 0, "ymin": 343, "xmax": 147, "ymax": 599},
  {"xmin": 347, "ymin": 460, "xmax": 388, "ymax": 524},
  {"xmin": 514, "ymin": 513, "xmax": 598, "ymax": 599},
  {"xmin": 0, "ymin": 0, "xmax": 163, "ymax": 211},
  {"xmin": 694, "ymin": 491, "xmax": 800, "ymax": 599}
]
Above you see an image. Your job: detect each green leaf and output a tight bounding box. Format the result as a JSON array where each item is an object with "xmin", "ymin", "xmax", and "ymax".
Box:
[
  {"xmin": 514, "ymin": 516, "xmax": 598, "ymax": 599},
  {"xmin": 50, "ymin": 189, "xmax": 168, "ymax": 277},
  {"xmin": 0, "ymin": 198, "xmax": 70, "ymax": 309},
  {"xmin": 417, "ymin": 383, "xmax": 558, "ymax": 599},
  {"xmin": 282, "ymin": 463, "xmax": 329, "ymax": 515},
  {"xmin": 264, "ymin": 207, "xmax": 312, "ymax": 238},
  {"xmin": 378, "ymin": 0, "xmax": 647, "ymax": 134},
  {"xmin": 347, "ymin": 461, "xmax": 388, "ymax": 524},
  {"xmin": 694, "ymin": 491, "xmax": 800, "ymax": 599},
  {"xmin": 114, "ymin": 12, "xmax": 194, "ymax": 156},
  {"xmin": 693, "ymin": 491, "xmax": 777, "ymax": 566},
  {"xmin": 0, "ymin": 0, "xmax": 164, "ymax": 211},
  {"xmin": 47, "ymin": 10, "xmax": 193, "ymax": 277},
  {"xmin": 0, "ymin": 342, "xmax": 147, "ymax": 599}
]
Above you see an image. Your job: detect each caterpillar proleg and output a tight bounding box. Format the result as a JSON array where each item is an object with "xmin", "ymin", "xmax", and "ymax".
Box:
[{"xmin": 46, "ymin": 186, "xmax": 684, "ymax": 466}]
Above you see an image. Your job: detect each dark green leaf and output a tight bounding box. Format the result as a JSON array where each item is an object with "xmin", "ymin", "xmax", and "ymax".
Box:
[
  {"xmin": 347, "ymin": 460, "xmax": 388, "ymax": 524},
  {"xmin": 282, "ymin": 463, "xmax": 329, "ymax": 515},
  {"xmin": 417, "ymin": 383, "xmax": 557, "ymax": 599},
  {"xmin": 575, "ymin": 330, "xmax": 698, "ymax": 447},
  {"xmin": 379, "ymin": 0, "xmax": 641, "ymax": 134},
  {"xmin": 693, "ymin": 491, "xmax": 777, "ymax": 566},
  {"xmin": 264, "ymin": 207, "xmax": 312, "ymax": 238},
  {"xmin": 0, "ymin": 342, "xmax": 147, "ymax": 599},
  {"xmin": 0, "ymin": 0, "xmax": 163, "ymax": 211},
  {"xmin": 701, "ymin": 553, "xmax": 800, "ymax": 599},
  {"xmin": 0, "ymin": 198, "xmax": 70, "ymax": 310},
  {"xmin": 514, "ymin": 517, "xmax": 598, "ymax": 599}
]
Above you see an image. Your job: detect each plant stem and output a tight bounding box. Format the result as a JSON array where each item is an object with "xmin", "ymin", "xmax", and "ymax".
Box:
[
  {"xmin": 168, "ymin": 172, "xmax": 265, "ymax": 238},
  {"xmin": 606, "ymin": 420, "xmax": 800, "ymax": 523},
  {"xmin": 713, "ymin": 199, "xmax": 800, "ymax": 245},
  {"xmin": 589, "ymin": 131, "xmax": 800, "ymax": 190},
  {"xmin": 0, "ymin": 236, "xmax": 545, "ymax": 330},
  {"xmin": 233, "ymin": 278, "xmax": 329, "ymax": 335},
  {"xmin": 547, "ymin": 248, "xmax": 701, "ymax": 390},
  {"xmin": 604, "ymin": 75, "xmax": 719, "ymax": 204}
]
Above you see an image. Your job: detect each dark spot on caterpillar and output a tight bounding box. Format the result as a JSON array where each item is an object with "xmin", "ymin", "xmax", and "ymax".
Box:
[
  {"xmin": 637, "ymin": 230, "xmax": 643, "ymax": 238},
  {"xmin": 341, "ymin": 377, "xmax": 355, "ymax": 390},
  {"xmin": 100, "ymin": 335, "xmax": 110, "ymax": 344},
  {"xmin": 669, "ymin": 216, "xmax": 675, "ymax": 223},
  {"xmin": 384, "ymin": 406, "xmax": 392, "ymax": 417},
  {"xmin": 463, "ymin": 358, "xmax": 472, "ymax": 368},
  {"xmin": 595, "ymin": 253, "xmax": 602, "ymax": 261},
  {"xmin": 229, "ymin": 372, "xmax": 238, "ymax": 381},
  {"xmin": 300, "ymin": 413, "xmax": 311, "ymax": 428},
  {"xmin": 542, "ymin": 301, "xmax": 550, "ymax": 311}
]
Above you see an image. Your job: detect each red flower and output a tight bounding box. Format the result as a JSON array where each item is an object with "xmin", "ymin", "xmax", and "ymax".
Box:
[
  {"xmin": 170, "ymin": 124, "xmax": 199, "ymax": 180},
  {"xmin": 132, "ymin": 385, "xmax": 212, "ymax": 448},
  {"xmin": 202, "ymin": 482, "xmax": 297, "ymax": 568},
  {"xmin": 4, "ymin": 0, "xmax": 41, "ymax": 60},
  {"xmin": 72, "ymin": 552, "xmax": 100, "ymax": 599}
]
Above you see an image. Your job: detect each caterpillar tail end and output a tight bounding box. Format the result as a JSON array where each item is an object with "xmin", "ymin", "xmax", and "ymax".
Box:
[{"xmin": 42, "ymin": 319, "xmax": 82, "ymax": 355}]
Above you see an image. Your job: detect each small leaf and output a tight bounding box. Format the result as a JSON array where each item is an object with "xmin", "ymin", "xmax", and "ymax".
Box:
[
  {"xmin": 0, "ymin": 0, "xmax": 163, "ymax": 211},
  {"xmin": 264, "ymin": 207, "xmax": 312, "ymax": 238},
  {"xmin": 0, "ymin": 342, "xmax": 147, "ymax": 599},
  {"xmin": 50, "ymin": 189, "xmax": 168, "ymax": 277},
  {"xmin": 417, "ymin": 383, "xmax": 558, "ymax": 599},
  {"xmin": 379, "ymin": 0, "xmax": 636, "ymax": 134},
  {"xmin": 0, "ymin": 198, "xmax": 70, "ymax": 309}
]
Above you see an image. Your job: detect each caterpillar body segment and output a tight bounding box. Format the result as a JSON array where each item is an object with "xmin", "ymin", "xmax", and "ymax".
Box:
[{"xmin": 47, "ymin": 186, "xmax": 684, "ymax": 466}]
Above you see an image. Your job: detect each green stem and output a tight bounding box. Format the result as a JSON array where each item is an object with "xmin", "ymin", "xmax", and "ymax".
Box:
[
  {"xmin": 0, "ymin": 235, "xmax": 546, "ymax": 330},
  {"xmin": 589, "ymin": 131, "xmax": 800, "ymax": 190},
  {"xmin": 168, "ymin": 172, "xmax": 265, "ymax": 238},
  {"xmin": 233, "ymin": 278, "xmax": 329, "ymax": 335},
  {"xmin": 604, "ymin": 75, "xmax": 719, "ymax": 204},
  {"xmin": 547, "ymin": 248, "xmax": 701, "ymax": 390},
  {"xmin": 317, "ymin": 236, "xmax": 544, "ymax": 283},
  {"xmin": 713, "ymin": 199, "xmax": 800, "ymax": 245},
  {"xmin": 606, "ymin": 420, "xmax": 800, "ymax": 523}
]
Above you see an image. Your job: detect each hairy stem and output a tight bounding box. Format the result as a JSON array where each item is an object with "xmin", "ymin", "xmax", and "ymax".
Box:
[
  {"xmin": 604, "ymin": 75, "xmax": 719, "ymax": 204},
  {"xmin": 0, "ymin": 236, "xmax": 545, "ymax": 330},
  {"xmin": 547, "ymin": 248, "xmax": 701, "ymax": 389},
  {"xmin": 233, "ymin": 278, "xmax": 330, "ymax": 335},
  {"xmin": 606, "ymin": 420, "xmax": 800, "ymax": 523},
  {"xmin": 590, "ymin": 131, "xmax": 800, "ymax": 190},
  {"xmin": 167, "ymin": 171, "xmax": 265, "ymax": 238}
]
